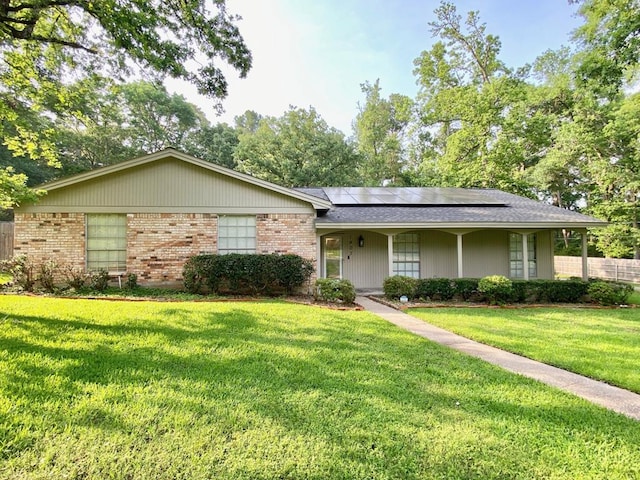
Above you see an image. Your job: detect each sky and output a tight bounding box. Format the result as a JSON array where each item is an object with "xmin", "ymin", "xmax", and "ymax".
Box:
[{"xmin": 166, "ymin": 0, "xmax": 583, "ymax": 135}]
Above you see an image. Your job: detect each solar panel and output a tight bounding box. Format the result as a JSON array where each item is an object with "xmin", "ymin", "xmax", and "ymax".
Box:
[{"xmin": 321, "ymin": 187, "xmax": 505, "ymax": 206}]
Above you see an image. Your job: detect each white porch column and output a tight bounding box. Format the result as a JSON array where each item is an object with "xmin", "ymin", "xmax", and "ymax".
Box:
[
  {"xmin": 316, "ymin": 234, "xmax": 323, "ymax": 278},
  {"xmin": 581, "ymin": 230, "xmax": 588, "ymax": 281},
  {"xmin": 456, "ymin": 233, "xmax": 464, "ymax": 278},
  {"xmin": 387, "ymin": 234, "xmax": 394, "ymax": 277},
  {"xmin": 522, "ymin": 233, "xmax": 529, "ymax": 281}
]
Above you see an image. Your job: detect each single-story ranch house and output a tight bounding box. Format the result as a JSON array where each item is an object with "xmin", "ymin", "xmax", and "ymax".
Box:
[{"xmin": 14, "ymin": 148, "xmax": 607, "ymax": 289}]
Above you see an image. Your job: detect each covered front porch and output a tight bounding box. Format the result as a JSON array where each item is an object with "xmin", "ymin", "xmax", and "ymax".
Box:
[{"xmin": 316, "ymin": 228, "xmax": 591, "ymax": 289}]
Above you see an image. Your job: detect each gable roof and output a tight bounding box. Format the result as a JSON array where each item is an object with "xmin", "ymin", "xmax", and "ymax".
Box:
[
  {"xmin": 297, "ymin": 187, "xmax": 607, "ymax": 229},
  {"xmin": 38, "ymin": 148, "xmax": 333, "ymax": 210}
]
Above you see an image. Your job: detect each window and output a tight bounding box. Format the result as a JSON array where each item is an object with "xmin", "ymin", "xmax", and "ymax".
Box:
[
  {"xmin": 509, "ymin": 233, "xmax": 537, "ymax": 278},
  {"xmin": 86, "ymin": 214, "xmax": 127, "ymax": 271},
  {"xmin": 218, "ymin": 216, "xmax": 256, "ymax": 254},
  {"xmin": 393, "ymin": 233, "xmax": 420, "ymax": 278}
]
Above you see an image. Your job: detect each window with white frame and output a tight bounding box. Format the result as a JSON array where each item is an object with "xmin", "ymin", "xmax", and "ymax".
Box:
[
  {"xmin": 218, "ymin": 215, "xmax": 256, "ymax": 254},
  {"xmin": 393, "ymin": 233, "xmax": 420, "ymax": 278},
  {"xmin": 509, "ymin": 233, "xmax": 537, "ymax": 278},
  {"xmin": 86, "ymin": 214, "xmax": 127, "ymax": 271}
]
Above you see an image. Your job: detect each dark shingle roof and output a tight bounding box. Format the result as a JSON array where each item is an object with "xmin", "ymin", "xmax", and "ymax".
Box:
[{"xmin": 296, "ymin": 187, "xmax": 606, "ymax": 227}]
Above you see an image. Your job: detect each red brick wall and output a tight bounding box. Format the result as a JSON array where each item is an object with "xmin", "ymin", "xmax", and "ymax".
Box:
[
  {"xmin": 14, "ymin": 212, "xmax": 317, "ymax": 286},
  {"xmin": 13, "ymin": 213, "xmax": 85, "ymax": 272},
  {"xmin": 257, "ymin": 213, "xmax": 316, "ymax": 258},
  {"xmin": 127, "ymin": 213, "xmax": 217, "ymax": 284}
]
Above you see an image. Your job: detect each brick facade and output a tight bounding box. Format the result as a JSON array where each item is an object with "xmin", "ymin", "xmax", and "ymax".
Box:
[
  {"xmin": 14, "ymin": 212, "xmax": 317, "ymax": 286},
  {"xmin": 127, "ymin": 213, "xmax": 218, "ymax": 284},
  {"xmin": 256, "ymin": 213, "xmax": 316, "ymax": 259},
  {"xmin": 13, "ymin": 213, "xmax": 85, "ymax": 273}
]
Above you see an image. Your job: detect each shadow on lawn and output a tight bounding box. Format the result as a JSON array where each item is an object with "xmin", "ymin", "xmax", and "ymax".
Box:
[{"xmin": 1, "ymin": 303, "xmax": 639, "ymax": 471}]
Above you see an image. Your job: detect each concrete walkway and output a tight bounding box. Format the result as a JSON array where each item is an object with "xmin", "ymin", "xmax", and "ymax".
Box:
[{"xmin": 356, "ymin": 296, "xmax": 640, "ymax": 421}]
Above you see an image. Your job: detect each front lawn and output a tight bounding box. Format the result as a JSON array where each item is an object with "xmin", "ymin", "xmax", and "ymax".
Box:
[
  {"xmin": 409, "ymin": 307, "xmax": 640, "ymax": 393},
  {"xmin": 1, "ymin": 296, "xmax": 639, "ymax": 479}
]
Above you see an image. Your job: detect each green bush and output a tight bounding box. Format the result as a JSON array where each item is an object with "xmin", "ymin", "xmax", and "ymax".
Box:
[
  {"xmin": 61, "ymin": 264, "xmax": 88, "ymax": 290},
  {"xmin": 383, "ymin": 275, "xmax": 418, "ymax": 300},
  {"xmin": 89, "ymin": 269, "xmax": 110, "ymax": 292},
  {"xmin": 539, "ymin": 280, "xmax": 589, "ymax": 303},
  {"xmin": 478, "ymin": 275, "xmax": 513, "ymax": 305},
  {"xmin": 588, "ymin": 281, "xmax": 634, "ymax": 306},
  {"xmin": 415, "ymin": 278, "xmax": 454, "ymax": 301},
  {"xmin": 314, "ymin": 278, "xmax": 356, "ymax": 304},
  {"xmin": 182, "ymin": 253, "xmax": 314, "ymax": 295},
  {"xmin": 38, "ymin": 260, "xmax": 58, "ymax": 293},
  {"xmin": 275, "ymin": 254, "xmax": 315, "ymax": 294},
  {"xmin": 2, "ymin": 255, "xmax": 36, "ymax": 292},
  {"xmin": 451, "ymin": 278, "xmax": 479, "ymax": 300},
  {"xmin": 125, "ymin": 273, "xmax": 138, "ymax": 290}
]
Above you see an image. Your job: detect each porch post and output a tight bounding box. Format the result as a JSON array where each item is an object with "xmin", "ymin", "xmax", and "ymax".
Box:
[
  {"xmin": 456, "ymin": 233, "xmax": 464, "ymax": 278},
  {"xmin": 316, "ymin": 234, "xmax": 323, "ymax": 278},
  {"xmin": 581, "ymin": 230, "xmax": 588, "ymax": 281},
  {"xmin": 387, "ymin": 234, "xmax": 394, "ymax": 277},
  {"xmin": 522, "ymin": 233, "xmax": 529, "ymax": 280}
]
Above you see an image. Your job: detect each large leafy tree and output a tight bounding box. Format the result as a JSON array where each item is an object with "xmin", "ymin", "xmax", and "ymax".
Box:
[
  {"xmin": 0, "ymin": 0, "xmax": 251, "ymax": 203},
  {"xmin": 234, "ymin": 107, "xmax": 361, "ymax": 187},
  {"xmin": 572, "ymin": 0, "xmax": 640, "ymax": 97},
  {"xmin": 185, "ymin": 123, "xmax": 239, "ymax": 169},
  {"xmin": 354, "ymin": 80, "xmax": 413, "ymax": 186},
  {"xmin": 412, "ymin": 2, "xmax": 536, "ymax": 195}
]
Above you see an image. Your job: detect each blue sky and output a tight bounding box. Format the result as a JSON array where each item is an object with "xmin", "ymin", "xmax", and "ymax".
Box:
[{"xmin": 168, "ymin": 0, "xmax": 583, "ymax": 135}]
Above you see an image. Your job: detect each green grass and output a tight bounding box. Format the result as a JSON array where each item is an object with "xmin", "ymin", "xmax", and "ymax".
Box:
[
  {"xmin": 409, "ymin": 307, "xmax": 640, "ymax": 393},
  {"xmin": 0, "ymin": 296, "xmax": 639, "ymax": 479}
]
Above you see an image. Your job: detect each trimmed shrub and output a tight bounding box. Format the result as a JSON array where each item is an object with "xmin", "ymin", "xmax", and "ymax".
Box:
[
  {"xmin": 588, "ymin": 281, "xmax": 633, "ymax": 306},
  {"xmin": 383, "ymin": 275, "xmax": 418, "ymax": 300},
  {"xmin": 478, "ymin": 275, "xmax": 513, "ymax": 305},
  {"xmin": 539, "ymin": 280, "xmax": 589, "ymax": 303},
  {"xmin": 182, "ymin": 253, "xmax": 314, "ymax": 296},
  {"xmin": 315, "ymin": 278, "xmax": 356, "ymax": 304},
  {"xmin": 451, "ymin": 278, "xmax": 479, "ymax": 301},
  {"xmin": 415, "ymin": 278, "xmax": 454, "ymax": 301},
  {"xmin": 275, "ymin": 254, "xmax": 315, "ymax": 294}
]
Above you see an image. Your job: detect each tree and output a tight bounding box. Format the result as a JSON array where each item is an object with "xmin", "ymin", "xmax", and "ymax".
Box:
[
  {"xmin": 0, "ymin": 0, "xmax": 251, "ymax": 98},
  {"xmin": 412, "ymin": 2, "xmax": 534, "ymax": 194},
  {"xmin": 572, "ymin": 0, "xmax": 640, "ymax": 97},
  {"xmin": 0, "ymin": 0, "xmax": 251, "ymax": 167},
  {"xmin": 185, "ymin": 123, "xmax": 239, "ymax": 169},
  {"xmin": 119, "ymin": 81, "xmax": 209, "ymax": 153},
  {"xmin": 354, "ymin": 80, "xmax": 413, "ymax": 186},
  {"xmin": 586, "ymin": 93, "xmax": 640, "ymax": 258},
  {"xmin": 234, "ymin": 107, "xmax": 361, "ymax": 187}
]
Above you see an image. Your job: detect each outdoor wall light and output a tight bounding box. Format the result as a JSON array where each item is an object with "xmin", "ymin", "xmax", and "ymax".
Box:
[{"xmin": 358, "ymin": 235, "xmax": 364, "ymax": 248}]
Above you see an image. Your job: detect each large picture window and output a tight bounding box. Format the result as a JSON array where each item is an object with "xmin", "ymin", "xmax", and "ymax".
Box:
[
  {"xmin": 393, "ymin": 233, "xmax": 420, "ymax": 278},
  {"xmin": 218, "ymin": 216, "xmax": 256, "ymax": 254},
  {"xmin": 509, "ymin": 233, "xmax": 537, "ymax": 278},
  {"xmin": 86, "ymin": 214, "xmax": 127, "ymax": 271}
]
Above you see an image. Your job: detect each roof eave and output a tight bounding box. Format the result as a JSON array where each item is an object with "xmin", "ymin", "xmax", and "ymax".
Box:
[{"xmin": 315, "ymin": 221, "xmax": 608, "ymax": 229}]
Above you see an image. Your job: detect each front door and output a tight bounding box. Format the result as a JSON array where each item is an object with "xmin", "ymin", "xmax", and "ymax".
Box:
[{"xmin": 324, "ymin": 236, "xmax": 342, "ymax": 279}]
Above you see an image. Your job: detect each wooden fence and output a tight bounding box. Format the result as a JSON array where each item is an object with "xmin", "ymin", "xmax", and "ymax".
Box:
[
  {"xmin": 555, "ymin": 255, "xmax": 640, "ymax": 283},
  {"xmin": 0, "ymin": 222, "xmax": 13, "ymax": 261}
]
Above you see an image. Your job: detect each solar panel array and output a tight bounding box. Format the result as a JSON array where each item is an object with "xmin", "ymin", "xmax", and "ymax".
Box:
[{"xmin": 321, "ymin": 187, "xmax": 505, "ymax": 206}]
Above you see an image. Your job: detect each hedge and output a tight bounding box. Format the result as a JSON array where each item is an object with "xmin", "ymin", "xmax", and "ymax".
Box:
[
  {"xmin": 383, "ymin": 275, "xmax": 628, "ymax": 306},
  {"xmin": 182, "ymin": 253, "xmax": 314, "ymax": 295}
]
